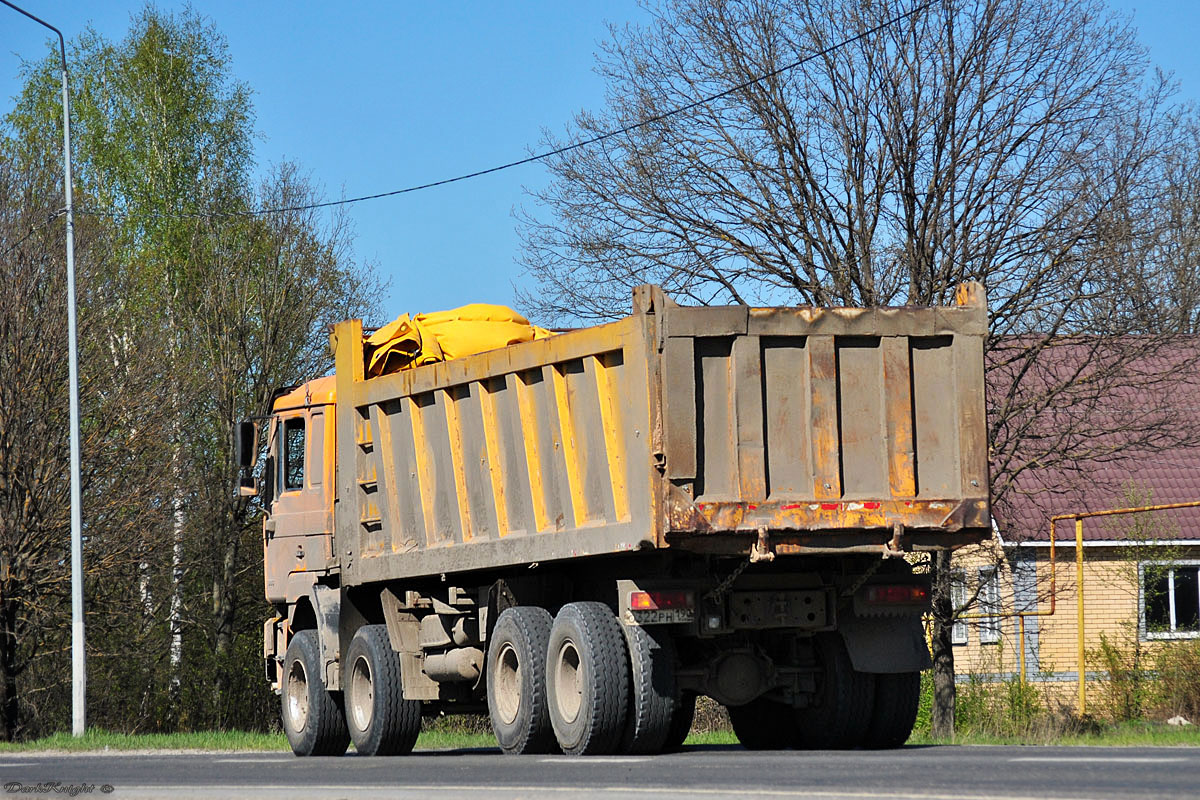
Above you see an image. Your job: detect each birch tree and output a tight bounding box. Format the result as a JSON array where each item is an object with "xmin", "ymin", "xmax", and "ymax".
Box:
[{"xmin": 4, "ymin": 4, "xmax": 379, "ymax": 733}]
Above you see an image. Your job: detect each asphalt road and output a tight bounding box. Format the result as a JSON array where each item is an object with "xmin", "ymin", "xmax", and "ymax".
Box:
[{"xmin": 1, "ymin": 744, "xmax": 1198, "ymax": 800}]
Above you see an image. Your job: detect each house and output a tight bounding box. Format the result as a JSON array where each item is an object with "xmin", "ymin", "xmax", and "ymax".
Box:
[{"xmin": 948, "ymin": 340, "xmax": 1200, "ymax": 710}]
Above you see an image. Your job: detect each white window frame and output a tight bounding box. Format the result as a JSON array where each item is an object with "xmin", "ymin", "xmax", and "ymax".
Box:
[
  {"xmin": 978, "ymin": 567, "xmax": 1001, "ymax": 645},
  {"xmin": 1139, "ymin": 560, "xmax": 1200, "ymax": 641},
  {"xmin": 951, "ymin": 570, "xmax": 968, "ymax": 645}
]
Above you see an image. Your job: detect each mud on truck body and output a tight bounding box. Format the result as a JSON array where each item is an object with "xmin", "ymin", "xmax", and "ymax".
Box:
[{"xmin": 238, "ymin": 283, "xmax": 990, "ymax": 756}]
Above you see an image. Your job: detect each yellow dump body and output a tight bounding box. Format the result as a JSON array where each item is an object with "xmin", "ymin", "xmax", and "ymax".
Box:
[{"xmin": 332, "ymin": 285, "xmax": 990, "ymax": 586}]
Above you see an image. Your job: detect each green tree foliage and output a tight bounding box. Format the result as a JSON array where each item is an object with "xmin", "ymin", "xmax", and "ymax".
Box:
[{"xmin": 1, "ymin": 5, "xmax": 379, "ymax": 738}]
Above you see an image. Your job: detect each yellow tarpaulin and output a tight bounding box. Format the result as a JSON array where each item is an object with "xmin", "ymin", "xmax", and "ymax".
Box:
[{"xmin": 365, "ymin": 304, "xmax": 554, "ymax": 377}]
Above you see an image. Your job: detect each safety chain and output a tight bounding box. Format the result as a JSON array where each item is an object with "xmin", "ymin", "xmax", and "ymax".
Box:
[
  {"xmin": 704, "ymin": 556, "xmax": 752, "ymax": 603},
  {"xmin": 841, "ymin": 557, "xmax": 885, "ymax": 598}
]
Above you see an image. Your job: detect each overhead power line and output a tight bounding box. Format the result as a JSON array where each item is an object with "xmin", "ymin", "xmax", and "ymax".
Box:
[
  {"xmin": 1, "ymin": 209, "xmax": 66, "ymax": 256},
  {"xmin": 80, "ymin": 1, "xmax": 933, "ymax": 221}
]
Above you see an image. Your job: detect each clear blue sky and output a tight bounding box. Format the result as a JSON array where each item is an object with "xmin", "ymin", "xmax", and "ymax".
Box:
[{"xmin": 2, "ymin": 1, "xmax": 1197, "ymax": 319}]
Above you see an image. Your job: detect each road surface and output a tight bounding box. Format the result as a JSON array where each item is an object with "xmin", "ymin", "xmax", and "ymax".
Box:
[{"xmin": 1, "ymin": 744, "xmax": 1198, "ymax": 799}]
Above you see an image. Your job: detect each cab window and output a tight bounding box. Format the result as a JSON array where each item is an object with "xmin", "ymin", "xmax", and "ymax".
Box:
[
  {"xmin": 309, "ymin": 412, "xmax": 324, "ymax": 488},
  {"xmin": 283, "ymin": 417, "xmax": 305, "ymax": 491}
]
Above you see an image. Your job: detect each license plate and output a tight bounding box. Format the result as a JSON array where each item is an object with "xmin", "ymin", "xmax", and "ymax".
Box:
[{"xmin": 626, "ymin": 608, "xmax": 694, "ymax": 625}]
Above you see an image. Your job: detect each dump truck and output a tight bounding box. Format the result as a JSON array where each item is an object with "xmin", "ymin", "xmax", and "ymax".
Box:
[{"xmin": 239, "ymin": 283, "xmax": 990, "ymax": 757}]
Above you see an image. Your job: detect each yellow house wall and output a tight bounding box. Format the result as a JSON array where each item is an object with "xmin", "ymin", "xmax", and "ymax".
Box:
[{"xmin": 946, "ymin": 541, "xmax": 1200, "ymax": 708}]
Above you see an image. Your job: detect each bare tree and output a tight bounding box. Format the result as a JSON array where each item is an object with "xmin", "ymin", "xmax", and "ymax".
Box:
[
  {"xmin": 179, "ymin": 163, "xmax": 379, "ymax": 726},
  {"xmin": 518, "ymin": 0, "xmax": 1199, "ymax": 736}
]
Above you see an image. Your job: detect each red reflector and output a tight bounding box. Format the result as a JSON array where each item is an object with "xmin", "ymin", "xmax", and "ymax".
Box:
[
  {"xmin": 630, "ymin": 590, "xmax": 694, "ymax": 611},
  {"xmin": 866, "ymin": 585, "xmax": 929, "ymax": 604},
  {"xmin": 863, "ymin": 502, "xmax": 881, "ymax": 510},
  {"xmin": 820, "ymin": 503, "xmax": 839, "ymax": 511}
]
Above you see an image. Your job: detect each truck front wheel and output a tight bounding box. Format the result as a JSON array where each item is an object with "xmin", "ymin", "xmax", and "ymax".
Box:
[
  {"xmin": 281, "ymin": 629, "xmax": 350, "ymax": 756},
  {"xmin": 546, "ymin": 602, "xmax": 629, "ymax": 755},
  {"xmin": 487, "ymin": 606, "xmax": 557, "ymax": 754},
  {"xmin": 345, "ymin": 624, "xmax": 421, "ymax": 755}
]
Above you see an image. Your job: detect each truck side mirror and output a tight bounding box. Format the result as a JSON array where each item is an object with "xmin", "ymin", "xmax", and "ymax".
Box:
[{"xmin": 236, "ymin": 420, "xmax": 258, "ymax": 468}]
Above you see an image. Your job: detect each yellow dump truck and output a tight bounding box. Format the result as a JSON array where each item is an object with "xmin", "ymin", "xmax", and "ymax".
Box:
[{"xmin": 239, "ymin": 284, "xmax": 990, "ymax": 757}]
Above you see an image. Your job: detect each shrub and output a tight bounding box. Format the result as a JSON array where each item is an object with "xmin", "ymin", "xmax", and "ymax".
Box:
[
  {"xmin": 1090, "ymin": 631, "xmax": 1153, "ymax": 722},
  {"xmin": 1155, "ymin": 639, "xmax": 1200, "ymax": 721}
]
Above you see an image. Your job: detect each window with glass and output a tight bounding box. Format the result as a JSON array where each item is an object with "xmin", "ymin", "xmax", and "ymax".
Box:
[
  {"xmin": 283, "ymin": 417, "xmax": 305, "ymax": 491},
  {"xmin": 1142, "ymin": 562, "xmax": 1200, "ymax": 638},
  {"xmin": 951, "ymin": 570, "xmax": 968, "ymax": 645},
  {"xmin": 978, "ymin": 567, "xmax": 1001, "ymax": 644},
  {"xmin": 309, "ymin": 413, "xmax": 324, "ymax": 488}
]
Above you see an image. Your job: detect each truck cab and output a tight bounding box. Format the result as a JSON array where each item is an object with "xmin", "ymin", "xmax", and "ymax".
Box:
[{"xmin": 260, "ymin": 377, "xmax": 337, "ymax": 603}]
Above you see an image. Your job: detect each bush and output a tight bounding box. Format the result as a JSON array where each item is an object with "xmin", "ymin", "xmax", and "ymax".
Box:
[
  {"xmin": 1155, "ymin": 639, "xmax": 1200, "ymax": 721},
  {"xmin": 948, "ymin": 672, "xmax": 1094, "ymax": 741},
  {"xmin": 1090, "ymin": 632, "xmax": 1153, "ymax": 722},
  {"xmin": 912, "ymin": 670, "xmax": 933, "ymax": 736}
]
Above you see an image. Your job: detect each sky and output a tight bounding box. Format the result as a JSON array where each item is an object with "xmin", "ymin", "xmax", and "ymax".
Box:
[{"xmin": 2, "ymin": 0, "xmax": 1198, "ymax": 320}]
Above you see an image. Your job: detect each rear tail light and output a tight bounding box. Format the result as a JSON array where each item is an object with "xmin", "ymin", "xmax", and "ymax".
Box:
[
  {"xmin": 864, "ymin": 585, "xmax": 930, "ymax": 604},
  {"xmin": 629, "ymin": 590, "xmax": 695, "ymax": 611}
]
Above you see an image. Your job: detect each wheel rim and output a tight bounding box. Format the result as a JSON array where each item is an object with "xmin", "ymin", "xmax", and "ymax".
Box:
[
  {"xmin": 350, "ymin": 653, "xmax": 374, "ymax": 732},
  {"xmin": 553, "ymin": 638, "xmax": 583, "ymax": 724},
  {"xmin": 286, "ymin": 658, "xmax": 310, "ymax": 732},
  {"xmin": 494, "ymin": 642, "xmax": 522, "ymax": 725}
]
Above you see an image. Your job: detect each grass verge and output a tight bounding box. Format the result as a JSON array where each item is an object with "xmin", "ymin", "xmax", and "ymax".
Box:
[
  {"xmin": 0, "ymin": 730, "xmax": 291, "ymax": 753},
  {"xmin": 909, "ymin": 720, "xmax": 1200, "ymax": 747},
  {"xmin": 5, "ymin": 721, "xmax": 1196, "ymax": 752}
]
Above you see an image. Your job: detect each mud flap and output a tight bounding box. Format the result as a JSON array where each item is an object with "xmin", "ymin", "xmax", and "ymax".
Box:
[
  {"xmin": 838, "ymin": 615, "xmax": 931, "ymax": 673},
  {"xmin": 312, "ymin": 584, "xmax": 342, "ymax": 689}
]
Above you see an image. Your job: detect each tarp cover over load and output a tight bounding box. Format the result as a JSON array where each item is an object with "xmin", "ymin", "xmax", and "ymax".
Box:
[{"xmin": 365, "ymin": 304, "xmax": 554, "ymax": 377}]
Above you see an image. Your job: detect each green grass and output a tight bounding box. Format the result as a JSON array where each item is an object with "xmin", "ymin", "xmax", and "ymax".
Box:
[
  {"xmin": 5, "ymin": 721, "xmax": 1195, "ymax": 752},
  {"xmin": 0, "ymin": 730, "xmax": 292, "ymax": 753},
  {"xmin": 683, "ymin": 730, "xmax": 738, "ymax": 746},
  {"xmin": 0, "ymin": 729, "xmax": 503, "ymax": 753},
  {"xmin": 908, "ymin": 721, "xmax": 1200, "ymax": 747}
]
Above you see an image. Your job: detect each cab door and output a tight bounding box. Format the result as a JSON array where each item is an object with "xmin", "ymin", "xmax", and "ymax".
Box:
[{"xmin": 264, "ymin": 406, "xmax": 334, "ymax": 602}]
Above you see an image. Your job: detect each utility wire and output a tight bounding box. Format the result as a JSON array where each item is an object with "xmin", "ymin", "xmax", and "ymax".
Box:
[
  {"xmin": 80, "ymin": 1, "xmax": 933, "ymax": 221},
  {"xmin": 1, "ymin": 209, "xmax": 65, "ymax": 256}
]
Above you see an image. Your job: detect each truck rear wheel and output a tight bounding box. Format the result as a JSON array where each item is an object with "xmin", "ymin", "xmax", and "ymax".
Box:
[
  {"xmin": 345, "ymin": 625, "xmax": 421, "ymax": 755},
  {"xmin": 487, "ymin": 606, "xmax": 557, "ymax": 755},
  {"xmin": 862, "ymin": 671, "xmax": 921, "ymax": 748},
  {"xmin": 281, "ymin": 629, "xmax": 350, "ymax": 757},
  {"xmin": 662, "ymin": 691, "xmax": 696, "ymax": 751},
  {"xmin": 728, "ymin": 697, "xmax": 795, "ymax": 750},
  {"xmin": 792, "ymin": 633, "xmax": 875, "ymax": 749},
  {"xmin": 619, "ymin": 624, "xmax": 678, "ymax": 754},
  {"xmin": 546, "ymin": 602, "xmax": 629, "ymax": 755}
]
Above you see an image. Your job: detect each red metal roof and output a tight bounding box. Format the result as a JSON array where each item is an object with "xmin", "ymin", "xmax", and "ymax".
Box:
[{"xmin": 989, "ymin": 338, "xmax": 1200, "ymax": 543}]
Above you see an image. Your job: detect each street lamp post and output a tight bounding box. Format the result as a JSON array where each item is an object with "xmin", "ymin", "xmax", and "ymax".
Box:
[{"xmin": 1, "ymin": 0, "xmax": 85, "ymax": 737}]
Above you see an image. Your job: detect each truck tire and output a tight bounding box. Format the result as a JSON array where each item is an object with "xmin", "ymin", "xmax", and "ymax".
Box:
[
  {"xmin": 487, "ymin": 606, "xmax": 557, "ymax": 755},
  {"xmin": 861, "ymin": 671, "xmax": 921, "ymax": 748},
  {"xmin": 619, "ymin": 624, "xmax": 678, "ymax": 754},
  {"xmin": 546, "ymin": 602, "xmax": 629, "ymax": 755},
  {"xmin": 728, "ymin": 697, "xmax": 794, "ymax": 750},
  {"xmin": 281, "ymin": 629, "xmax": 350, "ymax": 757},
  {"xmin": 793, "ymin": 633, "xmax": 875, "ymax": 749},
  {"xmin": 662, "ymin": 691, "xmax": 696, "ymax": 751},
  {"xmin": 345, "ymin": 624, "xmax": 421, "ymax": 755}
]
